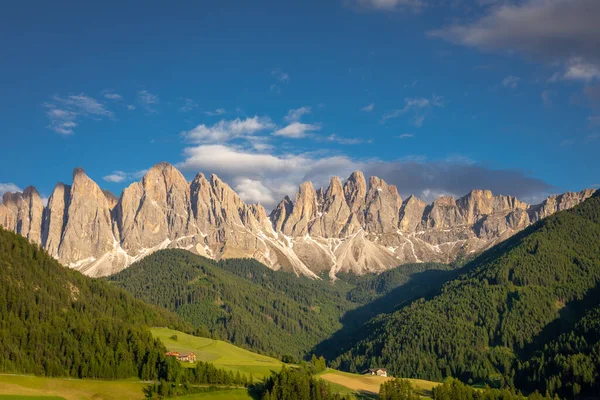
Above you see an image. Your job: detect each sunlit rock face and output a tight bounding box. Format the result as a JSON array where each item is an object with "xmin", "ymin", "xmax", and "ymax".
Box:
[{"xmin": 0, "ymin": 162, "xmax": 595, "ymax": 278}]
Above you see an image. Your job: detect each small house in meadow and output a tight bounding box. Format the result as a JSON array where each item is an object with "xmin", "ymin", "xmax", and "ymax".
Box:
[
  {"xmin": 363, "ymin": 368, "xmax": 387, "ymax": 377},
  {"xmin": 176, "ymin": 352, "xmax": 196, "ymax": 363}
]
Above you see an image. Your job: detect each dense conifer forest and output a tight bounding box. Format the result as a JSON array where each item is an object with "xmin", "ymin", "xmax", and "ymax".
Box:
[
  {"xmin": 108, "ymin": 249, "xmax": 454, "ymax": 360},
  {"xmin": 0, "ymin": 227, "xmax": 188, "ymax": 380},
  {"xmin": 332, "ymin": 191, "xmax": 600, "ymax": 398}
]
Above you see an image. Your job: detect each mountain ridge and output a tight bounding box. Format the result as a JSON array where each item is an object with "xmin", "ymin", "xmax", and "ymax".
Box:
[{"xmin": 0, "ymin": 162, "xmax": 594, "ymax": 277}]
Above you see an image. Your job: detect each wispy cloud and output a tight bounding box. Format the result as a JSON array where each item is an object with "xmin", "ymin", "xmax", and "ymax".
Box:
[
  {"xmin": 137, "ymin": 90, "xmax": 160, "ymax": 113},
  {"xmin": 205, "ymin": 108, "xmax": 226, "ymax": 116},
  {"xmin": 0, "ymin": 183, "xmax": 22, "ymax": 197},
  {"xmin": 284, "ymin": 106, "xmax": 312, "ymax": 122},
  {"xmin": 382, "ymin": 95, "xmax": 443, "ymax": 126},
  {"xmin": 127, "ymin": 104, "xmax": 136, "ymax": 111},
  {"xmin": 429, "ymin": 0, "xmax": 600, "ymax": 83},
  {"xmin": 182, "ymin": 116, "xmax": 274, "ymax": 144},
  {"xmin": 271, "ymin": 69, "xmax": 289, "ymax": 83},
  {"xmin": 325, "ymin": 134, "xmax": 367, "ymax": 145},
  {"xmin": 273, "ymin": 122, "xmax": 320, "ymax": 138},
  {"xmin": 102, "ymin": 169, "xmax": 148, "ymax": 183},
  {"xmin": 361, "ymin": 103, "xmax": 375, "ymax": 112},
  {"xmin": 541, "ymin": 90, "xmax": 555, "ymax": 106},
  {"xmin": 103, "ymin": 90, "xmax": 122, "ymax": 101},
  {"xmin": 350, "ymin": 0, "xmax": 424, "ymax": 12},
  {"xmin": 399, "ymin": 133, "xmax": 414, "ymax": 139},
  {"xmin": 270, "ymin": 69, "xmax": 290, "ymax": 94},
  {"xmin": 502, "ymin": 75, "xmax": 520, "ymax": 89},
  {"xmin": 44, "ymin": 93, "xmax": 113, "ymax": 135},
  {"xmin": 180, "ymin": 98, "xmax": 198, "ymax": 112},
  {"xmin": 564, "ymin": 58, "xmax": 600, "ymax": 81}
]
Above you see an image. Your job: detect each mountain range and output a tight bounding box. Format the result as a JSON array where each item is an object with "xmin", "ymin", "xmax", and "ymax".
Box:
[{"xmin": 0, "ymin": 162, "xmax": 594, "ymax": 277}]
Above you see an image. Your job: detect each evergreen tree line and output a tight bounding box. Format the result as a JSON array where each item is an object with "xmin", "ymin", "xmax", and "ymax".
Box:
[
  {"xmin": 258, "ymin": 365, "xmax": 350, "ymax": 400},
  {"xmin": 0, "ymin": 227, "xmax": 188, "ymax": 380},
  {"xmin": 143, "ymin": 357, "xmax": 251, "ymax": 398},
  {"xmin": 380, "ymin": 378, "xmax": 561, "ymax": 400},
  {"xmin": 109, "ymin": 250, "xmax": 361, "ymax": 359},
  {"xmin": 332, "ymin": 191, "xmax": 600, "ymax": 398},
  {"xmin": 430, "ymin": 378, "xmax": 559, "ymax": 400}
]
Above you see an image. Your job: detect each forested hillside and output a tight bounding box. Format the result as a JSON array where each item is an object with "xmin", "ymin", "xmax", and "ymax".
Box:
[
  {"xmin": 333, "ymin": 190, "xmax": 600, "ymax": 397},
  {"xmin": 108, "ymin": 250, "xmax": 355, "ymax": 359},
  {"xmin": 109, "ymin": 249, "xmax": 455, "ymax": 361},
  {"xmin": 0, "ymin": 227, "xmax": 188, "ymax": 379}
]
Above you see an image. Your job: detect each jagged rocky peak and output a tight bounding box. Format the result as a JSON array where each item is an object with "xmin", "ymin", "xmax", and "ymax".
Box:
[
  {"xmin": 423, "ymin": 195, "xmax": 463, "ymax": 230},
  {"xmin": 364, "ymin": 175, "xmax": 402, "ymax": 233},
  {"xmin": 399, "ymin": 195, "xmax": 426, "ymax": 233},
  {"xmin": 530, "ymin": 188, "xmax": 597, "ymax": 221},
  {"xmin": 119, "ymin": 162, "xmax": 195, "ymax": 253},
  {"xmin": 102, "ymin": 190, "xmax": 119, "ymax": 210},
  {"xmin": 0, "ymin": 186, "xmax": 44, "ymax": 244},
  {"xmin": 344, "ymin": 171, "xmax": 367, "ymax": 215},
  {"xmin": 270, "ymin": 196, "xmax": 293, "ymax": 232},
  {"xmin": 56, "ymin": 167, "xmax": 115, "ymax": 267},
  {"xmin": 0, "ymin": 164, "xmax": 596, "ymax": 279},
  {"xmin": 42, "ymin": 182, "xmax": 71, "ymax": 254},
  {"xmin": 319, "ymin": 176, "xmax": 353, "ymax": 238},
  {"xmin": 282, "ymin": 181, "xmax": 319, "ymax": 237}
]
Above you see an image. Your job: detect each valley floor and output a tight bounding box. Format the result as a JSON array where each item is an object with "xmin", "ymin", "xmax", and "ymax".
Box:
[
  {"xmin": 319, "ymin": 370, "xmax": 439, "ymax": 397},
  {"xmin": 0, "ymin": 375, "xmax": 252, "ymax": 400},
  {"xmin": 0, "ymin": 329, "xmax": 440, "ymax": 400}
]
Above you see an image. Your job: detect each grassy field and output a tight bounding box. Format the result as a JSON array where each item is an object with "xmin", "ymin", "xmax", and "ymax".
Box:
[
  {"xmin": 151, "ymin": 327, "xmax": 284, "ymax": 379},
  {"xmin": 319, "ymin": 369, "xmax": 439, "ymax": 397},
  {"xmin": 0, "ymin": 396, "xmax": 65, "ymax": 400},
  {"xmin": 0, "ymin": 375, "xmax": 146, "ymax": 400},
  {"xmin": 0, "ymin": 375, "xmax": 254, "ymax": 400}
]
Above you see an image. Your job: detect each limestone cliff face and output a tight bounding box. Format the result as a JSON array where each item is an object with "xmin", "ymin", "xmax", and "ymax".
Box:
[
  {"xmin": 57, "ymin": 168, "xmax": 116, "ymax": 275},
  {"xmin": 2, "ymin": 187, "xmax": 44, "ymax": 245},
  {"xmin": 0, "ymin": 163, "xmax": 595, "ymax": 278}
]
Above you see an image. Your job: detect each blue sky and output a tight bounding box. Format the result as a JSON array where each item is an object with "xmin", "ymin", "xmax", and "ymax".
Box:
[{"xmin": 1, "ymin": 0, "xmax": 599, "ymax": 209}]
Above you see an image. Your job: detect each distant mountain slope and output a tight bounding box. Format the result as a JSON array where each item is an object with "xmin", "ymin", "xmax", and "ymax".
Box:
[
  {"xmin": 108, "ymin": 250, "xmax": 356, "ymax": 359},
  {"xmin": 0, "ymin": 227, "xmax": 188, "ymax": 380},
  {"xmin": 0, "ymin": 162, "xmax": 594, "ymax": 277},
  {"xmin": 332, "ymin": 191, "xmax": 600, "ymax": 396}
]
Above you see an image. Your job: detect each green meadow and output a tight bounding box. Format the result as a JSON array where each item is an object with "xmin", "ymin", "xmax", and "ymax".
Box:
[{"xmin": 151, "ymin": 327, "xmax": 285, "ymax": 379}]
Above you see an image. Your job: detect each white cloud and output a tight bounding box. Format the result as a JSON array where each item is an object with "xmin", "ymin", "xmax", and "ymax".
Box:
[
  {"xmin": 382, "ymin": 96, "xmax": 443, "ymax": 125},
  {"xmin": 183, "ymin": 116, "xmax": 275, "ymax": 144},
  {"xmin": 412, "ymin": 115, "xmax": 425, "ymax": 127},
  {"xmin": 103, "ymin": 90, "xmax": 122, "ymax": 101},
  {"xmin": 177, "ymin": 144, "xmax": 555, "ymax": 210},
  {"xmin": 429, "ymin": 0, "xmax": 600, "ymax": 82},
  {"xmin": 273, "ymin": 122, "xmax": 320, "ymax": 138},
  {"xmin": 361, "ymin": 103, "xmax": 375, "ymax": 112},
  {"xmin": 284, "ymin": 106, "xmax": 312, "ymax": 122},
  {"xmin": 102, "ymin": 170, "xmax": 147, "ymax": 183},
  {"xmin": 137, "ymin": 90, "xmax": 160, "ymax": 112},
  {"xmin": 541, "ymin": 89, "xmax": 555, "ymax": 106},
  {"xmin": 325, "ymin": 134, "xmax": 365, "ymax": 145},
  {"xmin": 0, "ymin": 183, "xmax": 22, "ymax": 197},
  {"xmin": 205, "ymin": 108, "xmax": 226, "ymax": 116},
  {"xmin": 234, "ymin": 178, "xmax": 276, "ymax": 205},
  {"xmin": 271, "ymin": 69, "xmax": 290, "ymax": 83},
  {"xmin": 502, "ymin": 75, "xmax": 520, "ymax": 89},
  {"xmin": 399, "ymin": 133, "xmax": 414, "ymax": 139},
  {"xmin": 564, "ymin": 58, "xmax": 600, "ymax": 81},
  {"xmin": 177, "ymin": 144, "xmax": 360, "ymax": 209},
  {"xmin": 44, "ymin": 93, "xmax": 113, "ymax": 135},
  {"xmin": 352, "ymin": 0, "xmax": 424, "ymax": 12},
  {"xmin": 127, "ymin": 104, "xmax": 136, "ymax": 111},
  {"xmin": 180, "ymin": 98, "xmax": 198, "ymax": 112}
]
